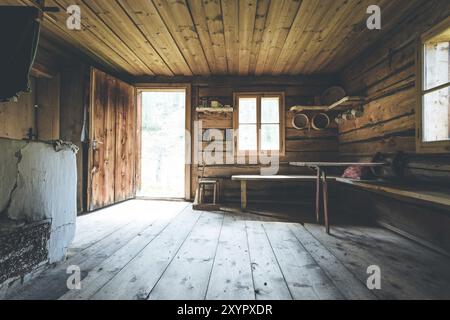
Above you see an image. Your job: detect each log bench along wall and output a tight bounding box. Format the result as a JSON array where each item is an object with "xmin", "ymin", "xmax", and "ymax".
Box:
[{"xmin": 335, "ymin": 178, "xmax": 450, "ymax": 255}]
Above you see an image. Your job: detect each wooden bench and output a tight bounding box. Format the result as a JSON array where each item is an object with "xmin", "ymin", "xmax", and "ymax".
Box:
[
  {"xmin": 336, "ymin": 177, "xmax": 450, "ymax": 254},
  {"xmin": 231, "ymin": 175, "xmax": 337, "ymax": 210},
  {"xmin": 336, "ymin": 178, "xmax": 450, "ymax": 209}
]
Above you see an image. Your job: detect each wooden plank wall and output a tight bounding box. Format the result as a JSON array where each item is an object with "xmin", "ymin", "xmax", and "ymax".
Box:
[
  {"xmin": 35, "ymin": 75, "xmax": 60, "ymax": 141},
  {"xmin": 0, "ymin": 78, "xmax": 36, "ymax": 140},
  {"xmin": 60, "ymin": 64, "xmax": 88, "ymax": 213},
  {"xmin": 338, "ymin": 0, "xmax": 450, "ymax": 183},
  {"xmin": 0, "ymin": 32, "xmax": 75, "ymax": 142},
  {"xmin": 0, "ymin": 79, "xmax": 60, "ymax": 142},
  {"xmin": 190, "ymin": 76, "xmax": 339, "ymax": 202}
]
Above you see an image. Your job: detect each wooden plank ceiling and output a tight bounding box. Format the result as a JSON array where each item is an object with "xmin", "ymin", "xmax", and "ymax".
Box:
[{"xmin": 4, "ymin": 0, "xmax": 423, "ymax": 77}]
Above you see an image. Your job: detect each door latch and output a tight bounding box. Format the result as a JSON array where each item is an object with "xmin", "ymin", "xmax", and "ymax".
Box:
[{"xmin": 91, "ymin": 139, "xmax": 103, "ymax": 150}]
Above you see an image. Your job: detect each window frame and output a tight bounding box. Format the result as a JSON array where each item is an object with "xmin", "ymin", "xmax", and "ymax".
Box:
[
  {"xmin": 233, "ymin": 92, "xmax": 285, "ymax": 157},
  {"xmin": 416, "ymin": 16, "xmax": 450, "ymax": 153}
]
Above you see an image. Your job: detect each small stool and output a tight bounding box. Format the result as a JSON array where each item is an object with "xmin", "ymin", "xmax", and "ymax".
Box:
[
  {"xmin": 196, "ymin": 162, "xmax": 220, "ymax": 205},
  {"xmin": 198, "ymin": 179, "xmax": 220, "ymax": 204}
]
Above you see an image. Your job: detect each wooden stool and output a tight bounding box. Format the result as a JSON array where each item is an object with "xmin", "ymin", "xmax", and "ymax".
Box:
[
  {"xmin": 193, "ymin": 162, "xmax": 220, "ymax": 210},
  {"xmin": 198, "ymin": 179, "xmax": 220, "ymax": 204}
]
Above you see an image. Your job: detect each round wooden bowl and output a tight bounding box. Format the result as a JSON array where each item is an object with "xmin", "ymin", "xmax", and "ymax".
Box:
[
  {"xmin": 311, "ymin": 113, "xmax": 330, "ymax": 130},
  {"xmin": 292, "ymin": 113, "xmax": 309, "ymax": 130}
]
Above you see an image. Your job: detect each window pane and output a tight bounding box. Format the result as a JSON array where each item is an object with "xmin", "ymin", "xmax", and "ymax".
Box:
[
  {"xmin": 424, "ymin": 41, "xmax": 450, "ymax": 90},
  {"xmin": 423, "ymin": 86, "xmax": 450, "ymax": 142},
  {"xmin": 261, "ymin": 124, "xmax": 280, "ymax": 150},
  {"xmin": 239, "ymin": 98, "xmax": 257, "ymax": 123},
  {"xmin": 239, "ymin": 124, "xmax": 257, "ymax": 151},
  {"xmin": 261, "ymin": 97, "xmax": 280, "ymax": 123}
]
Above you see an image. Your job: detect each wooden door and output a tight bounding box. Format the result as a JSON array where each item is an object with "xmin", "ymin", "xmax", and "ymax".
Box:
[
  {"xmin": 87, "ymin": 68, "xmax": 136, "ymax": 211},
  {"xmin": 114, "ymin": 80, "xmax": 136, "ymax": 202}
]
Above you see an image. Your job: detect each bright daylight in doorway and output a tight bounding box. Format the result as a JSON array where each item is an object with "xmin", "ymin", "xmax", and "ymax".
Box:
[{"xmin": 138, "ymin": 90, "xmax": 186, "ymax": 199}]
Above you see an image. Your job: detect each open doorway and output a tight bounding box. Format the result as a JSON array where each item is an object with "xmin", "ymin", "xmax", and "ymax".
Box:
[{"xmin": 137, "ymin": 88, "xmax": 190, "ymax": 199}]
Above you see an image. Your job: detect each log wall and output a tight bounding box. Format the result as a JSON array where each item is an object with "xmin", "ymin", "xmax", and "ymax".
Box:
[
  {"xmin": 336, "ymin": 1, "xmax": 450, "ymax": 253},
  {"xmin": 188, "ymin": 76, "xmax": 340, "ymax": 202},
  {"xmin": 338, "ymin": 0, "xmax": 450, "ymax": 183}
]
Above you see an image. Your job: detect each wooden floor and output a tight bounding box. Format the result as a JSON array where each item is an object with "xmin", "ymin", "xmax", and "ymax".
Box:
[{"xmin": 8, "ymin": 200, "xmax": 450, "ymax": 300}]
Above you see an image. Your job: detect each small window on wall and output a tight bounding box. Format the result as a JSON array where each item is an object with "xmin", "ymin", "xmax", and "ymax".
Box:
[
  {"xmin": 417, "ymin": 17, "xmax": 450, "ymax": 153},
  {"xmin": 233, "ymin": 93, "xmax": 285, "ymax": 156}
]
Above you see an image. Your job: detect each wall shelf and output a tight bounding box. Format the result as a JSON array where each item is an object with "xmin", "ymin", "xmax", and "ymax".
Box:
[
  {"xmin": 196, "ymin": 107, "xmax": 233, "ymax": 113},
  {"xmin": 290, "ymin": 96, "xmax": 365, "ymax": 113}
]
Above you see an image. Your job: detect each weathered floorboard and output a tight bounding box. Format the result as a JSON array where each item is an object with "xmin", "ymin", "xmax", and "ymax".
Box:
[
  {"xmin": 263, "ymin": 222, "xmax": 344, "ymax": 300},
  {"xmin": 8, "ymin": 200, "xmax": 450, "ymax": 300},
  {"xmin": 206, "ymin": 214, "xmax": 255, "ymax": 300},
  {"xmin": 87, "ymin": 207, "xmax": 202, "ymax": 300},
  {"xmin": 148, "ymin": 211, "xmax": 224, "ymax": 300},
  {"xmin": 60, "ymin": 204, "xmax": 194, "ymax": 300},
  {"xmin": 245, "ymin": 220, "xmax": 293, "ymax": 300},
  {"xmin": 289, "ymin": 224, "xmax": 376, "ymax": 300}
]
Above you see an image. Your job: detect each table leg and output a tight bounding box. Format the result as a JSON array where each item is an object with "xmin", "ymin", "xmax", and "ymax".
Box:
[
  {"xmin": 216, "ymin": 181, "xmax": 220, "ymax": 203},
  {"xmin": 315, "ymin": 168, "xmax": 321, "ymax": 223},
  {"xmin": 322, "ymin": 170, "xmax": 330, "ymax": 234},
  {"xmin": 240, "ymin": 180, "xmax": 247, "ymax": 210}
]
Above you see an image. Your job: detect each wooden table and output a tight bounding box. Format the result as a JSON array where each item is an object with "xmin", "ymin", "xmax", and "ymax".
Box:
[{"xmin": 289, "ymin": 162, "xmax": 386, "ymax": 234}]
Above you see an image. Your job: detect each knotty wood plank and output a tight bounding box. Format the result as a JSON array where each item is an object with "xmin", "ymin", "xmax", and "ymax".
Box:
[
  {"xmin": 254, "ymin": 0, "xmax": 284, "ymax": 75},
  {"xmin": 291, "ymin": 0, "xmax": 343, "ymax": 74},
  {"xmin": 274, "ymin": 0, "xmax": 319, "ymax": 74},
  {"xmin": 38, "ymin": 0, "xmax": 139, "ymax": 75},
  {"xmin": 302, "ymin": 0, "xmax": 380, "ymax": 74},
  {"xmin": 248, "ymin": 0, "xmax": 270, "ymax": 74},
  {"xmin": 338, "ymin": 87, "xmax": 416, "ymax": 134},
  {"xmin": 114, "ymin": 80, "xmax": 136, "ymax": 202},
  {"xmin": 263, "ymin": 221, "xmax": 344, "ymax": 299},
  {"xmin": 238, "ymin": 0, "xmax": 257, "ymax": 75},
  {"xmin": 304, "ymin": 223, "xmax": 450, "ymax": 299},
  {"xmin": 262, "ymin": 0, "xmax": 302, "ymax": 74},
  {"xmin": 88, "ymin": 69, "xmax": 116, "ymax": 210},
  {"xmin": 118, "ymin": 0, "xmax": 192, "ymax": 76},
  {"xmin": 51, "ymin": 0, "xmax": 153, "ymax": 75},
  {"xmin": 202, "ymin": 0, "xmax": 228, "ymax": 74},
  {"xmin": 323, "ymin": 0, "xmax": 422, "ymax": 73},
  {"xmin": 289, "ymin": 224, "xmax": 376, "ymax": 300},
  {"xmin": 222, "ymin": 0, "xmax": 239, "ymax": 74},
  {"xmin": 83, "ymin": 0, "xmax": 173, "ymax": 76},
  {"xmin": 286, "ymin": 139, "xmax": 338, "ymax": 152},
  {"xmin": 86, "ymin": 206, "xmax": 202, "ymax": 300},
  {"xmin": 147, "ymin": 211, "xmax": 224, "ymax": 300},
  {"xmin": 339, "ymin": 114, "xmax": 415, "ymax": 144},
  {"xmin": 245, "ymin": 220, "xmax": 292, "ymax": 300},
  {"xmin": 206, "ymin": 214, "xmax": 255, "ymax": 299},
  {"xmin": 187, "ymin": 0, "xmax": 218, "ymax": 73},
  {"xmin": 153, "ymin": 0, "xmax": 211, "ymax": 75},
  {"xmin": 339, "ymin": 136, "xmax": 415, "ymax": 156},
  {"xmin": 35, "ymin": 75, "xmax": 60, "ymax": 140},
  {"xmin": 0, "ymin": 79, "xmax": 35, "ymax": 140},
  {"xmin": 60, "ymin": 204, "xmax": 195, "ymax": 300}
]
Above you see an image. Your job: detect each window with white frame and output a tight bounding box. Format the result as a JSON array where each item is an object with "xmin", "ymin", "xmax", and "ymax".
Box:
[
  {"xmin": 418, "ymin": 19, "xmax": 450, "ymax": 151},
  {"xmin": 233, "ymin": 93, "xmax": 285, "ymax": 155}
]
